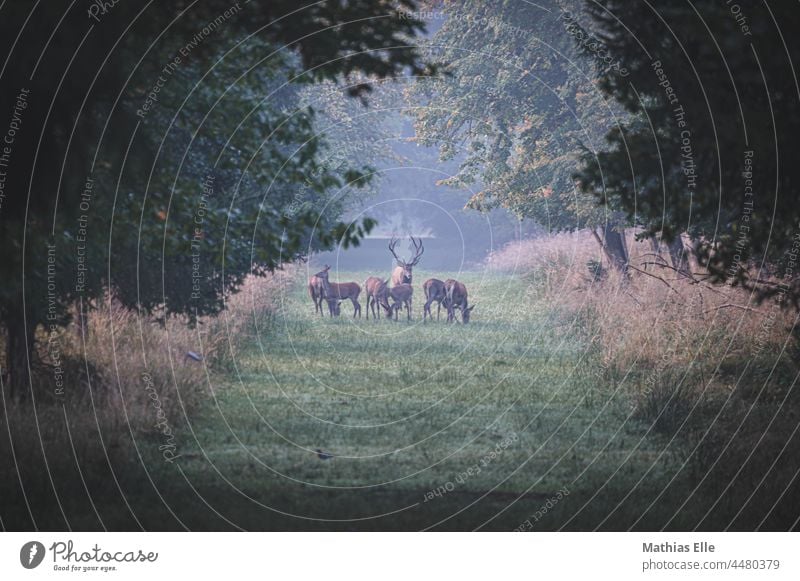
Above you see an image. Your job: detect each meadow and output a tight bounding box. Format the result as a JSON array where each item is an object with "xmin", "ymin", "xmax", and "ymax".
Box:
[
  {"xmin": 3, "ymin": 237, "xmax": 797, "ymax": 531},
  {"xmin": 150, "ymin": 268, "xmax": 695, "ymax": 531}
]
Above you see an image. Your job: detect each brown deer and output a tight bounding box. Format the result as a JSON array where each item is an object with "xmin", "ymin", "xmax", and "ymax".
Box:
[
  {"xmin": 325, "ymin": 298, "xmax": 342, "ymax": 317},
  {"xmin": 381, "ymin": 283, "xmax": 413, "ymax": 321},
  {"xmin": 388, "ymin": 236, "xmax": 424, "ymax": 286},
  {"xmin": 444, "ymin": 279, "xmax": 475, "ymax": 323},
  {"xmin": 422, "ymin": 278, "xmax": 447, "ymax": 321},
  {"xmin": 364, "ymin": 276, "xmax": 390, "ymax": 319},
  {"xmin": 315, "ymin": 268, "xmax": 362, "ymax": 318},
  {"xmin": 308, "ymin": 265, "xmax": 330, "ymax": 315}
]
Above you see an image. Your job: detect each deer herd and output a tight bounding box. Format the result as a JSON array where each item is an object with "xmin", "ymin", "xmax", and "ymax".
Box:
[{"xmin": 309, "ymin": 236, "xmax": 475, "ymax": 323}]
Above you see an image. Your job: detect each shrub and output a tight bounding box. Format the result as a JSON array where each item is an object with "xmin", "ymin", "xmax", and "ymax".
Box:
[
  {"xmin": 0, "ymin": 268, "xmax": 291, "ymax": 528},
  {"xmin": 488, "ymin": 230, "xmax": 799, "ymax": 527}
]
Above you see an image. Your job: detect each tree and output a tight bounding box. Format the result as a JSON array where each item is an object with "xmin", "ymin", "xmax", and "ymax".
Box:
[
  {"xmin": 411, "ymin": 0, "xmax": 630, "ymax": 268},
  {"xmin": 109, "ymin": 38, "xmax": 377, "ymax": 321},
  {"xmin": 574, "ymin": 0, "xmax": 800, "ymax": 303},
  {"xmin": 0, "ymin": 1, "xmax": 436, "ymax": 399}
]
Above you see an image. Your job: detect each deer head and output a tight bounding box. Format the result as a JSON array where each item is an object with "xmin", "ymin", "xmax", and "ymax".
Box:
[
  {"xmin": 388, "ymin": 236, "xmax": 424, "ymax": 284},
  {"xmin": 461, "ymin": 304, "xmax": 475, "ymax": 324},
  {"xmin": 314, "ymin": 264, "xmax": 331, "ymax": 281}
]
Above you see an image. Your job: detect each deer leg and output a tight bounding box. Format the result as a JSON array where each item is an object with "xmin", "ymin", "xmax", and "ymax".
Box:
[
  {"xmin": 366, "ymin": 295, "xmax": 371, "ymax": 319},
  {"xmin": 436, "ymin": 300, "xmax": 441, "ymax": 321},
  {"xmin": 352, "ymin": 298, "xmax": 361, "ymax": 318}
]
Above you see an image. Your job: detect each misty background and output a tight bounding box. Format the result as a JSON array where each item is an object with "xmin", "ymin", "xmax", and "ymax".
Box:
[{"xmin": 312, "ymin": 101, "xmax": 538, "ymax": 272}]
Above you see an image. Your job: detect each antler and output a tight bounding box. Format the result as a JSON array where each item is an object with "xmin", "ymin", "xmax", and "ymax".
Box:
[
  {"xmin": 408, "ymin": 236, "xmax": 425, "ymax": 266},
  {"xmin": 388, "ymin": 236, "xmax": 404, "ymax": 265}
]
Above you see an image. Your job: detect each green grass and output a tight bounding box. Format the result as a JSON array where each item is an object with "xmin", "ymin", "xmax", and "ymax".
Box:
[
  {"xmin": 55, "ymin": 271, "xmax": 700, "ymax": 531},
  {"xmin": 5, "ymin": 270, "xmax": 797, "ymax": 531}
]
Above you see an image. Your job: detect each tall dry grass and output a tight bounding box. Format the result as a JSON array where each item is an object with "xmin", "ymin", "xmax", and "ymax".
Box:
[
  {"xmin": 488, "ymin": 230, "xmax": 800, "ymax": 527},
  {"xmin": 0, "ymin": 268, "xmax": 293, "ymax": 528},
  {"xmin": 487, "ymin": 230, "xmax": 792, "ymax": 390}
]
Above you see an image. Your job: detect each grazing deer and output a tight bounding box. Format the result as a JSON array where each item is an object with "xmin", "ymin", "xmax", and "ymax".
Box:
[
  {"xmin": 422, "ymin": 278, "xmax": 447, "ymax": 321},
  {"xmin": 364, "ymin": 276, "xmax": 390, "ymax": 319},
  {"xmin": 381, "ymin": 283, "xmax": 413, "ymax": 321},
  {"xmin": 388, "ymin": 236, "xmax": 424, "ymax": 286},
  {"xmin": 326, "ymin": 298, "xmax": 342, "ymax": 317},
  {"xmin": 444, "ymin": 279, "xmax": 475, "ymax": 323},
  {"xmin": 315, "ymin": 268, "xmax": 362, "ymax": 318},
  {"xmin": 308, "ymin": 265, "xmax": 330, "ymax": 315}
]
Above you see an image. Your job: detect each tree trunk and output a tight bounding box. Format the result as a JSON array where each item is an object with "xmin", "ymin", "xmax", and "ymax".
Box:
[
  {"xmin": 5, "ymin": 312, "xmax": 35, "ymax": 402},
  {"xmin": 668, "ymin": 234, "xmax": 691, "ymax": 278},
  {"xmin": 649, "ymin": 236, "xmax": 662, "ymax": 255},
  {"xmin": 593, "ymin": 225, "xmax": 629, "ymax": 273}
]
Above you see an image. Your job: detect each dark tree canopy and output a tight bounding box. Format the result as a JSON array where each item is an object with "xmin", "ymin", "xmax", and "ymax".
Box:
[
  {"xmin": 574, "ymin": 0, "xmax": 800, "ymax": 303},
  {"xmin": 0, "ymin": 0, "xmax": 435, "ymax": 397}
]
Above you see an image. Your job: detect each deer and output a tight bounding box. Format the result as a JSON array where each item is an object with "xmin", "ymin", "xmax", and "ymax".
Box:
[
  {"xmin": 444, "ymin": 279, "xmax": 475, "ymax": 323},
  {"xmin": 364, "ymin": 276, "xmax": 390, "ymax": 319},
  {"xmin": 326, "ymin": 298, "xmax": 342, "ymax": 317},
  {"xmin": 388, "ymin": 236, "xmax": 424, "ymax": 286},
  {"xmin": 422, "ymin": 278, "xmax": 447, "ymax": 321},
  {"xmin": 314, "ymin": 268, "xmax": 362, "ymax": 318},
  {"xmin": 381, "ymin": 283, "xmax": 413, "ymax": 321},
  {"xmin": 308, "ymin": 265, "xmax": 330, "ymax": 315}
]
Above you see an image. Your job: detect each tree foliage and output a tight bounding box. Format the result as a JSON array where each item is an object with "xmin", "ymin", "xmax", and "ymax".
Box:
[
  {"xmin": 412, "ymin": 0, "xmax": 626, "ymax": 233},
  {"xmin": 574, "ymin": 0, "xmax": 800, "ymax": 303},
  {"xmin": 0, "ymin": 0, "xmax": 435, "ymax": 396}
]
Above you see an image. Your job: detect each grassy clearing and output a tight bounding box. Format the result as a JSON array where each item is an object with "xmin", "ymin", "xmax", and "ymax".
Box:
[
  {"xmin": 6, "ymin": 247, "xmax": 797, "ymax": 531},
  {"xmin": 101, "ymin": 269, "xmax": 705, "ymax": 531}
]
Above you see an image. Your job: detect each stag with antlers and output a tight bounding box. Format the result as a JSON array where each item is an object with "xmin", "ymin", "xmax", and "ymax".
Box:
[{"xmin": 388, "ymin": 236, "xmax": 424, "ymax": 286}]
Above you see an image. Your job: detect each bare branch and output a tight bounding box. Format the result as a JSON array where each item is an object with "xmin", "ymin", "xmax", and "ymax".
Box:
[
  {"xmin": 640, "ymin": 261, "xmax": 699, "ymax": 282},
  {"xmin": 703, "ymin": 303, "xmax": 760, "ymax": 315},
  {"xmin": 637, "ymin": 252, "xmax": 670, "ymax": 266},
  {"xmin": 627, "ymin": 264, "xmax": 683, "ymax": 296}
]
